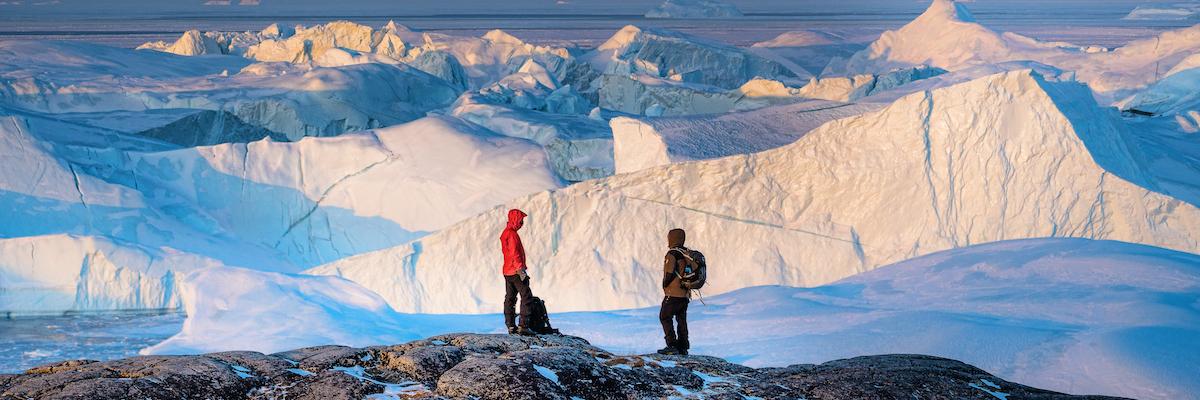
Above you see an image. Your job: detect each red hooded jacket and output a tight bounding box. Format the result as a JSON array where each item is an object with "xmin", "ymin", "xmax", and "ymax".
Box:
[{"xmin": 500, "ymin": 209, "xmax": 527, "ymax": 276}]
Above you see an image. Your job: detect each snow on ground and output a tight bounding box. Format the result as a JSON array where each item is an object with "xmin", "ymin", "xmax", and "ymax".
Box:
[
  {"xmin": 551, "ymin": 238, "xmax": 1200, "ymax": 400},
  {"xmin": 610, "ymin": 99, "xmax": 881, "ymax": 173},
  {"xmin": 835, "ymin": 0, "xmax": 1200, "ymax": 99},
  {"xmin": 141, "ymin": 267, "xmax": 494, "ymax": 355},
  {"xmin": 308, "ymin": 70, "xmax": 1200, "ymax": 315},
  {"xmin": 643, "ymin": 0, "xmax": 742, "ymax": 19},
  {"xmin": 134, "ymin": 238, "xmax": 1200, "ymax": 399}
]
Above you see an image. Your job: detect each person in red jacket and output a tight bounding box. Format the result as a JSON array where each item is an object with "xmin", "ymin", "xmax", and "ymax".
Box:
[{"xmin": 501, "ymin": 208, "xmax": 534, "ymax": 335}]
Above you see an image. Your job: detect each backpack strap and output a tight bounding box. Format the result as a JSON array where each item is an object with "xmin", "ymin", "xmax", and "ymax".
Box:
[{"xmin": 669, "ymin": 247, "xmax": 694, "ymax": 262}]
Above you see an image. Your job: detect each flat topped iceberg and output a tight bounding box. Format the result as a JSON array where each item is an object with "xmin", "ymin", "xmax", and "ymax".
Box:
[
  {"xmin": 752, "ymin": 30, "xmax": 841, "ymax": 48},
  {"xmin": 644, "ymin": 0, "xmax": 743, "ymax": 19},
  {"xmin": 1124, "ymin": 3, "xmax": 1200, "ymax": 20},
  {"xmin": 308, "ymin": 70, "xmax": 1200, "ymax": 315},
  {"xmin": 610, "ymin": 99, "xmax": 882, "ymax": 173}
]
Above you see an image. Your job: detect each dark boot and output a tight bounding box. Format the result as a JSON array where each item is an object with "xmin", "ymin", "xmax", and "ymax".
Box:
[
  {"xmin": 516, "ymin": 326, "xmax": 536, "ymax": 336},
  {"xmin": 507, "ymin": 326, "xmax": 518, "ymax": 335},
  {"xmin": 656, "ymin": 346, "xmax": 680, "ymax": 355}
]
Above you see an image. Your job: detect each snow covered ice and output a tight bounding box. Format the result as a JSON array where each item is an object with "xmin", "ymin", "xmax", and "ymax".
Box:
[
  {"xmin": 142, "ymin": 238, "xmax": 1200, "ymax": 400},
  {"xmin": 312, "ymin": 69, "xmax": 1200, "ymax": 315},
  {"xmin": 3, "ymin": 1, "xmax": 1200, "ymax": 399},
  {"xmin": 643, "ymin": 0, "xmax": 744, "ymax": 19}
]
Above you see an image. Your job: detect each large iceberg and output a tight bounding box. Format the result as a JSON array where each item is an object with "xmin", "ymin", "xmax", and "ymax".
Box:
[
  {"xmin": 114, "ymin": 116, "xmax": 563, "ymax": 268},
  {"xmin": 1124, "ymin": 3, "xmax": 1200, "ymax": 20},
  {"xmin": 0, "ymin": 113, "xmax": 564, "ymax": 314},
  {"xmin": 0, "ymin": 40, "xmax": 459, "ymax": 141},
  {"xmin": 644, "ymin": 0, "xmax": 743, "ymax": 19},
  {"xmin": 1119, "ymin": 58, "xmax": 1200, "ymax": 131},
  {"xmin": 139, "ymin": 22, "xmax": 594, "ymax": 93},
  {"xmin": 584, "ymin": 25, "xmax": 804, "ymax": 90},
  {"xmin": 308, "ymin": 70, "xmax": 1200, "ymax": 314},
  {"xmin": 795, "ymin": 65, "xmax": 946, "ymax": 102},
  {"xmin": 597, "ymin": 74, "xmax": 812, "ymax": 116},
  {"xmin": 610, "ymin": 99, "xmax": 881, "ymax": 173},
  {"xmin": 449, "ymin": 95, "xmax": 613, "ymax": 181},
  {"xmin": 0, "ymin": 234, "xmax": 224, "ymax": 316},
  {"xmin": 0, "ymin": 115, "xmax": 290, "ymax": 273},
  {"xmin": 835, "ymin": 0, "xmax": 1200, "ymax": 98}
]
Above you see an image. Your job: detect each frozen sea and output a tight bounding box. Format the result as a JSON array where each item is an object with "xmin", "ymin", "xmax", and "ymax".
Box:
[{"xmin": 0, "ymin": 0, "xmax": 1192, "ymax": 48}]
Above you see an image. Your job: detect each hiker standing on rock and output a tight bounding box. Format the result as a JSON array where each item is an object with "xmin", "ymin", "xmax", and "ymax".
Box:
[
  {"xmin": 659, "ymin": 228, "xmax": 693, "ymax": 355},
  {"xmin": 501, "ymin": 208, "xmax": 535, "ymax": 335}
]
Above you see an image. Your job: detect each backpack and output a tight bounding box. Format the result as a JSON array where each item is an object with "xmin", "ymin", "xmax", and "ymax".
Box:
[
  {"xmin": 522, "ymin": 296, "xmax": 561, "ymax": 335},
  {"xmin": 669, "ymin": 247, "xmax": 707, "ymax": 290}
]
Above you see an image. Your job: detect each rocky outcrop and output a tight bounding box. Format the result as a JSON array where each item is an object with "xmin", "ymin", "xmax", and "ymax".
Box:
[{"xmin": 0, "ymin": 333, "xmax": 1124, "ymax": 400}]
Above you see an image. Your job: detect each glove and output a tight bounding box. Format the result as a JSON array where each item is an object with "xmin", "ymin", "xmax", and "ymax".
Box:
[{"xmin": 518, "ymin": 269, "xmax": 530, "ymax": 281}]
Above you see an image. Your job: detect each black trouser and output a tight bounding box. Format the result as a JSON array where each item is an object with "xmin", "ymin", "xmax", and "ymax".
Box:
[
  {"xmin": 503, "ymin": 274, "xmax": 534, "ymax": 328},
  {"xmin": 659, "ymin": 296, "xmax": 689, "ymax": 350}
]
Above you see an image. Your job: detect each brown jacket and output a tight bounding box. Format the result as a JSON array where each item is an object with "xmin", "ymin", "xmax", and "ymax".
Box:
[{"xmin": 662, "ymin": 229, "xmax": 690, "ymax": 298}]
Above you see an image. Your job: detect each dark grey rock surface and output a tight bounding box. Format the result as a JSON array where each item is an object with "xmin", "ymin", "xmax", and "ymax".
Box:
[{"xmin": 0, "ymin": 333, "xmax": 1128, "ymax": 400}]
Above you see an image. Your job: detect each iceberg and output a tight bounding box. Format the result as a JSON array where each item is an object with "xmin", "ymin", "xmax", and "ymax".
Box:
[
  {"xmin": 610, "ymin": 99, "xmax": 881, "ymax": 173},
  {"xmin": 796, "ymin": 65, "xmax": 946, "ymax": 102},
  {"xmin": 644, "ymin": 0, "xmax": 743, "ymax": 19},
  {"xmin": 1124, "ymin": 3, "xmax": 1200, "ymax": 21},
  {"xmin": 0, "ymin": 234, "xmax": 224, "ymax": 316},
  {"xmin": 1, "ymin": 40, "xmax": 459, "ymax": 141},
  {"xmin": 308, "ymin": 70, "xmax": 1200, "ymax": 314},
  {"xmin": 449, "ymin": 95, "xmax": 613, "ymax": 181},
  {"xmin": 116, "ymin": 116, "xmax": 564, "ymax": 267},
  {"xmin": 584, "ymin": 25, "xmax": 803, "ymax": 90},
  {"xmin": 837, "ymin": 0, "xmax": 1200, "ymax": 97},
  {"xmin": 597, "ymin": 74, "xmax": 807, "ymax": 116},
  {"xmin": 752, "ymin": 31, "xmax": 840, "ymax": 48},
  {"xmin": 0, "ymin": 114, "xmax": 564, "ymax": 314},
  {"xmin": 139, "ymin": 22, "xmax": 585, "ymax": 91}
]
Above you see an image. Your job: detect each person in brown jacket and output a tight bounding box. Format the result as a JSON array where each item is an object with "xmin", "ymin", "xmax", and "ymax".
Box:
[{"xmin": 657, "ymin": 228, "xmax": 691, "ymax": 355}]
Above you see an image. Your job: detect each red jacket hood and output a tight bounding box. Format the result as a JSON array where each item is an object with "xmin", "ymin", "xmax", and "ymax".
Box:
[{"xmin": 506, "ymin": 209, "xmax": 527, "ymax": 231}]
